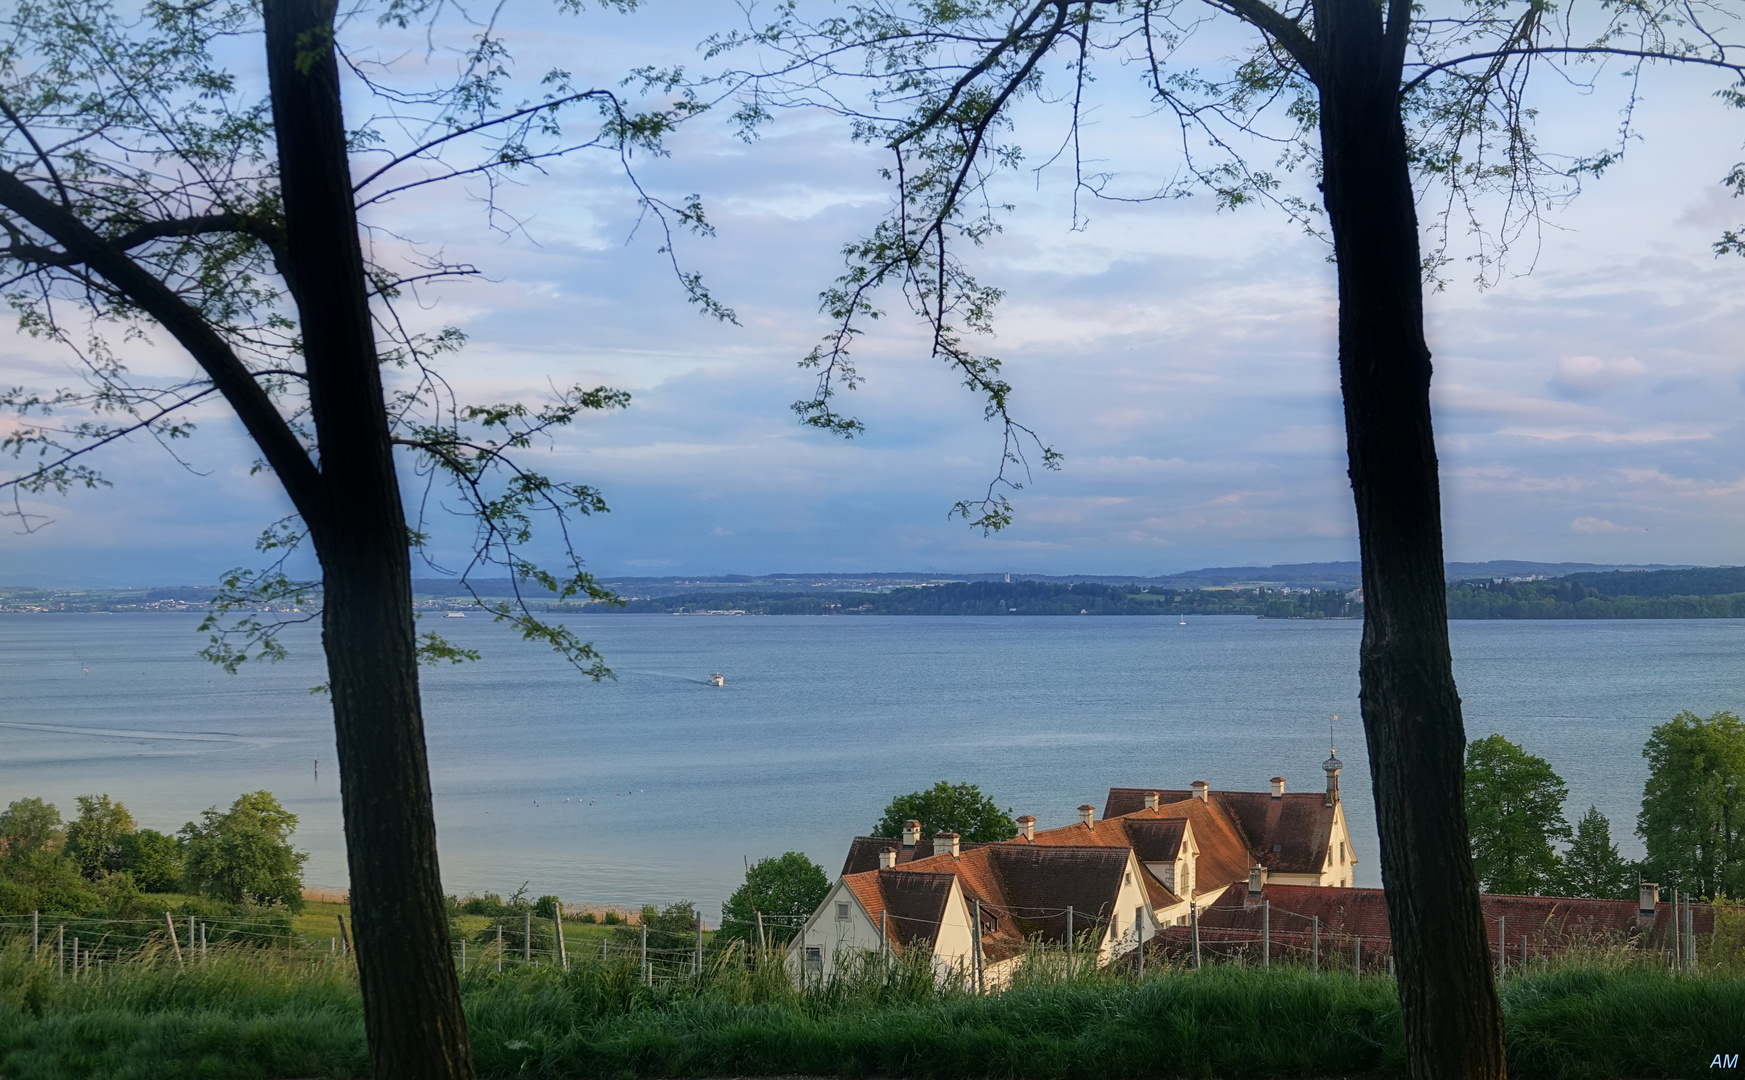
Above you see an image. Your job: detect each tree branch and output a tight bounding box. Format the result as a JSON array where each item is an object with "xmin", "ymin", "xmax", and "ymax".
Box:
[
  {"xmin": 1201, "ymin": 0, "xmax": 1319, "ymax": 81},
  {"xmin": 1400, "ymin": 44, "xmax": 1745, "ymax": 96},
  {"xmin": 0, "ymin": 168, "xmax": 323, "ymax": 517}
]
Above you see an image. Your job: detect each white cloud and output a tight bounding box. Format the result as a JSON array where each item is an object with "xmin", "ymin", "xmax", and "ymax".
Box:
[
  {"xmin": 1551, "ymin": 355, "xmax": 1648, "ymax": 399},
  {"xmin": 1571, "ymin": 516, "xmax": 1623, "ymax": 533}
]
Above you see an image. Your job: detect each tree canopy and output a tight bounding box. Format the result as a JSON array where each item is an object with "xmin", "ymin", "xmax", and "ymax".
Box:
[
  {"xmin": 180, "ymin": 791, "xmax": 308, "ymax": 911},
  {"xmin": 1559, "ymin": 805, "xmax": 1633, "ymax": 901},
  {"xmin": 0, "ymin": 797, "xmax": 63, "ymax": 859},
  {"xmin": 64, "ymin": 794, "xmax": 137, "ymax": 877},
  {"xmin": 1638, "ymin": 710, "xmax": 1745, "ymax": 899},
  {"xmin": 1465, "ymin": 734, "xmax": 1570, "ymax": 895},
  {"xmin": 720, "ymin": 851, "xmax": 831, "ymax": 944},
  {"xmin": 874, "ymin": 781, "xmax": 1015, "ymax": 843}
]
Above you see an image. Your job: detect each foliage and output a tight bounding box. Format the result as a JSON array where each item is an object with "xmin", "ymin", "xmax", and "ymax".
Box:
[
  {"xmin": 1638, "ymin": 711, "xmax": 1745, "ymax": 899},
  {"xmin": 180, "ymin": 791, "xmax": 307, "ymax": 912},
  {"xmin": 1465, "ymin": 735, "xmax": 1570, "ymax": 895},
  {"xmin": 534, "ymin": 895, "xmax": 562, "ymax": 920},
  {"xmin": 720, "ymin": 852, "xmax": 831, "ymax": 944},
  {"xmin": 0, "ymin": 798, "xmax": 62, "ymax": 859},
  {"xmin": 1710, "ymin": 897, "xmax": 1745, "ymax": 972},
  {"xmin": 119, "ymin": 829, "xmax": 185, "ymax": 893},
  {"xmin": 874, "ymin": 781, "xmax": 1016, "ymax": 844},
  {"xmin": 2, "ymin": 940, "xmax": 1745, "ymax": 1078},
  {"xmin": 62, "ymin": 794, "xmax": 136, "ymax": 877},
  {"xmin": 615, "ymin": 581, "xmax": 1357, "ymax": 618},
  {"xmin": 613, "ymin": 901, "xmax": 701, "ymax": 953},
  {"xmin": 1559, "ymin": 806, "xmax": 1634, "ymax": 901},
  {"xmin": 0, "ymin": 851, "xmax": 101, "ymax": 916}
]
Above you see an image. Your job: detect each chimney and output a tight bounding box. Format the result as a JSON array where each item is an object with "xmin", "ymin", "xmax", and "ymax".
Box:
[
  {"xmin": 933, "ymin": 831, "xmax": 960, "ymax": 858},
  {"xmin": 879, "ymin": 848, "xmax": 898, "ymax": 870},
  {"xmin": 1323, "ymin": 751, "xmax": 1343, "ymax": 808},
  {"xmin": 1143, "ymin": 791, "xmax": 1161, "ymax": 811},
  {"xmin": 1248, "ymin": 866, "xmax": 1266, "ymax": 895},
  {"xmin": 1016, "ymin": 815, "xmax": 1036, "ymax": 841},
  {"xmin": 1078, "ymin": 804, "xmax": 1096, "ymax": 828},
  {"xmin": 1270, "ymin": 776, "xmax": 1286, "ymax": 799},
  {"xmin": 1191, "ymin": 780, "xmax": 1209, "ymax": 802},
  {"xmin": 902, "ymin": 820, "xmax": 921, "ymax": 848}
]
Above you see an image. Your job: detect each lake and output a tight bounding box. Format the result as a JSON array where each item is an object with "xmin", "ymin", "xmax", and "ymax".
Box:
[{"xmin": 2, "ymin": 613, "xmax": 1740, "ymax": 918}]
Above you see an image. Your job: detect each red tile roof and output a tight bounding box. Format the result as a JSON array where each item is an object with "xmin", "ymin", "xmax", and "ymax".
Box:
[
  {"xmin": 840, "ymin": 868, "xmax": 957, "ymax": 955},
  {"xmin": 1105, "ymin": 787, "xmax": 1338, "ymax": 877},
  {"xmin": 841, "ymin": 835, "xmax": 984, "ymax": 876}
]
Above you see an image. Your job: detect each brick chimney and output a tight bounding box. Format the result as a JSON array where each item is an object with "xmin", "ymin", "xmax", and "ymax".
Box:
[
  {"xmin": 902, "ymin": 820, "xmax": 921, "ymax": 848},
  {"xmin": 933, "ymin": 831, "xmax": 960, "ymax": 858},
  {"xmin": 1270, "ymin": 776, "xmax": 1286, "ymax": 799},
  {"xmin": 1144, "ymin": 791, "xmax": 1161, "ymax": 811},
  {"xmin": 1016, "ymin": 815, "xmax": 1036, "ymax": 841},
  {"xmin": 1078, "ymin": 804, "xmax": 1096, "ymax": 827},
  {"xmin": 1191, "ymin": 780, "xmax": 1209, "ymax": 802},
  {"xmin": 879, "ymin": 848, "xmax": 898, "ymax": 870}
]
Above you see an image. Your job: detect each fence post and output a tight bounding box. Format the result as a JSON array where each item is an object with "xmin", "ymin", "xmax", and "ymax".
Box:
[
  {"xmin": 523, "ymin": 912, "xmax": 531, "ymax": 965},
  {"xmin": 31, "ymin": 911, "xmax": 38, "ymax": 956},
  {"xmin": 57, "ymin": 925, "xmax": 64, "ymax": 977},
  {"xmin": 640, "ymin": 921, "xmax": 649, "ymax": 984},
  {"xmin": 1685, "ymin": 898, "xmax": 1697, "ymax": 970},
  {"xmin": 1262, "ymin": 899, "xmax": 1270, "ymax": 970},
  {"xmin": 1311, "ymin": 915, "xmax": 1319, "ymax": 975},
  {"xmin": 200, "ymin": 922, "xmax": 207, "ymax": 960},
  {"xmin": 1136, "ymin": 904, "xmax": 1146, "ymax": 979},
  {"xmin": 1520, "ymin": 934, "xmax": 1527, "ymax": 970},
  {"xmin": 336, "ymin": 913, "xmax": 351, "ymax": 956},
  {"xmin": 1670, "ymin": 890, "xmax": 1680, "ymax": 968},
  {"xmin": 164, "ymin": 911, "xmax": 183, "ymax": 967},
  {"xmin": 497, "ymin": 924, "xmax": 504, "ymax": 973},
  {"xmin": 72, "ymin": 937, "xmax": 79, "ymax": 979},
  {"xmin": 552, "ymin": 903, "xmax": 568, "ymax": 971},
  {"xmin": 1354, "ymin": 934, "xmax": 1361, "ymax": 976},
  {"xmin": 1496, "ymin": 916, "xmax": 1505, "ymax": 984},
  {"xmin": 972, "ymin": 898, "xmax": 983, "ymax": 993},
  {"xmin": 188, "ymin": 915, "xmax": 195, "ymax": 962},
  {"xmin": 1066, "ymin": 905, "xmax": 1074, "ymax": 962},
  {"xmin": 460, "ymin": 939, "xmax": 467, "ymax": 974},
  {"xmin": 880, "ymin": 910, "xmax": 887, "ymax": 958},
  {"xmin": 1190, "ymin": 902, "xmax": 1201, "ymax": 969},
  {"xmin": 695, "ymin": 915, "xmax": 703, "ymax": 977}
]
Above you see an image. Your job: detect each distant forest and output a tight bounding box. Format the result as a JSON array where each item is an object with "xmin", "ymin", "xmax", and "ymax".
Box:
[
  {"xmin": 581, "ymin": 580, "xmax": 1358, "ymax": 618},
  {"xmin": 1445, "ymin": 566, "xmax": 1745, "ymax": 619}
]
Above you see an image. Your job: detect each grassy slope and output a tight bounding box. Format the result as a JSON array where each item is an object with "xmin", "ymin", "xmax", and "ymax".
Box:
[{"xmin": 1, "ymin": 948, "xmax": 1740, "ymax": 1079}]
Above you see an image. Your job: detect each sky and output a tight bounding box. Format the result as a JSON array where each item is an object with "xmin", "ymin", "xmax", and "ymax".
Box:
[{"xmin": 3, "ymin": 3, "xmax": 1745, "ymax": 585}]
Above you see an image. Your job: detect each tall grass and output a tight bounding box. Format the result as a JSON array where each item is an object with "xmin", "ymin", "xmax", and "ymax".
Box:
[{"xmin": 0, "ymin": 937, "xmax": 1740, "ymax": 1079}]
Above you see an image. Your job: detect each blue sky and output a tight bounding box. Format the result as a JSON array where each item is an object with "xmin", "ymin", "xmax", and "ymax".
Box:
[{"xmin": 3, "ymin": 3, "xmax": 1745, "ymax": 585}]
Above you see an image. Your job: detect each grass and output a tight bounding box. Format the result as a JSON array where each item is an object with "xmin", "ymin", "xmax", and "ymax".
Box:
[{"xmin": 0, "ymin": 940, "xmax": 1740, "ymax": 1079}]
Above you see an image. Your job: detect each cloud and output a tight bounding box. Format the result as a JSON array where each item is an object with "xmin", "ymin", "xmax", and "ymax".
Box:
[
  {"xmin": 1550, "ymin": 355, "xmax": 1648, "ymax": 399},
  {"xmin": 1571, "ymin": 517, "xmax": 1623, "ymax": 533}
]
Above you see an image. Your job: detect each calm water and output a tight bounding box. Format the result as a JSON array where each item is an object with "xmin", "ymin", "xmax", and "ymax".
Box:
[{"xmin": 2, "ymin": 613, "xmax": 1741, "ymax": 917}]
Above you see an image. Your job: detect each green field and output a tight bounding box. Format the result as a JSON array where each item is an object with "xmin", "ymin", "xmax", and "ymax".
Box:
[{"xmin": 1, "ymin": 937, "xmax": 1740, "ymax": 1080}]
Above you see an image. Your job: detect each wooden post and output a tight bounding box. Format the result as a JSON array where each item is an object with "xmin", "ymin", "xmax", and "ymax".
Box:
[
  {"xmin": 756, "ymin": 911, "xmax": 766, "ymax": 950},
  {"xmin": 1520, "ymin": 934, "xmax": 1527, "ymax": 969},
  {"xmin": 1066, "ymin": 905, "xmax": 1074, "ymax": 959},
  {"xmin": 57, "ymin": 925, "xmax": 64, "ymax": 976},
  {"xmin": 695, "ymin": 915, "xmax": 703, "ymax": 977},
  {"xmin": 460, "ymin": 939, "xmax": 467, "ymax": 974},
  {"xmin": 880, "ymin": 911, "xmax": 888, "ymax": 958},
  {"xmin": 336, "ymin": 913, "xmax": 351, "ymax": 956},
  {"xmin": 523, "ymin": 912, "xmax": 531, "ymax": 965},
  {"xmin": 1262, "ymin": 899, "xmax": 1270, "ymax": 970},
  {"xmin": 640, "ymin": 921, "xmax": 649, "ymax": 984},
  {"xmin": 1685, "ymin": 898, "xmax": 1697, "ymax": 970},
  {"xmin": 1354, "ymin": 934, "xmax": 1362, "ymax": 976},
  {"xmin": 972, "ymin": 898, "xmax": 983, "ymax": 992},
  {"xmin": 200, "ymin": 922, "xmax": 207, "ymax": 960},
  {"xmin": 1496, "ymin": 916, "xmax": 1505, "ymax": 984},
  {"xmin": 31, "ymin": 911, "xmax": 38, "ymax": 956},
  {"xmin": 497, "ymin": 924, "xmax": 504, "ymax": 973},
  {"xmin": 72, "ymin": 937, "xmax": 79, "ymax": 979},
  {"xmin": 1136, "ymin": 905, "xmax": 1146, "ymax": 978},
  {"xmin": 1671, "ymin": 890, "xmax": 1680, "ymax": 967},
  {"xmin": 1312, "ymin": 915, "xmax": 1320, "ymax": 975},
  {"xmin": 1189, "ymin": 903, "xmax": 1201, "ymax": 969},
  {"xmin": 552, "ymin": 903, "xmax": 567, "ymax": 971},
  {"xmin": 188, "ymin": 915, "xmax": 196, "ymax": 962},
  {"xmin": 164, "ymin": 911, "xmax": 183, "ymax": 967}
]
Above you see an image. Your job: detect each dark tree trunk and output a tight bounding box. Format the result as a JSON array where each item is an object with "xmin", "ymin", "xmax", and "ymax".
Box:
[
  {"xmin": 263, "ymin": 1, "xmax": 477, "ymax": 1077},
  {"xmin": 1313, "ymin": 0, "xmax": 1506, "ymax": 1076}
]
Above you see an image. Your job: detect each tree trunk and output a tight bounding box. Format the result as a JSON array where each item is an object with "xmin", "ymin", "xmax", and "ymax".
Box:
[
  {"xmin": 1313, "ymin": 0, "xmax": 1506, "ymax": 1076},
  {"xmin": 263, "ymin": 1, "xmax": 477, "ymax": 1077}
]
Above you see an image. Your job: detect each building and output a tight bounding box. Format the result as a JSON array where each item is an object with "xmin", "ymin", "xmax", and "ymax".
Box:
[{"xmin": 800, "ymin": 755, "xmax": 1361, "ymax": 981}]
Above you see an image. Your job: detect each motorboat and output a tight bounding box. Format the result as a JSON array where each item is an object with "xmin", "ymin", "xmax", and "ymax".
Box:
[{"xmin": 708, "ymin": 673, "xmax": 725, "ymax": 687}]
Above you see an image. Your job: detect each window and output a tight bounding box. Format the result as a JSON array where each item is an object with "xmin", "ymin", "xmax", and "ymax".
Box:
[
  {"xmin": 1124, "ymin": 871, "xmax": 1132, "ymax": 886},
  {"xmin": 805, "ymin": 947, "xmax": 823, "ymax": 975},
  {"xmin": 1340, "ymin": 841, "xmax": 1346, "ymax": 864},
  {"xmin": 836, "ymin": 902, "xmax": 850, "ymax": 921}
]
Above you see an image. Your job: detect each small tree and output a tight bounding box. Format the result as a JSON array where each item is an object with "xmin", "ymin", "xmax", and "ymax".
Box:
[
  {"xmin": 1559, "ymin": 806, "xmax": 1632, "ymax": 900},
  {"xmin": 1638, "ymin": 710, "xmax": 1745, "ymax": 899},
  {"xmin": 874, "ymin": 781, "xmax": 1016, "ymax": 844},
  {"xmin": 720, "ymin": 851, "xmax": 830, "ymax": 944},
  {"xmin": 0, "ymin": 797, "xmax": 62, "ymax": 858},
  {"xmin": 63, "ymin": 794, "xmax": 136, "ymax": 877},
  {"xmin": 1465, "ymin": 735, "xmax": 1569, "ymax": 895},
  {"xmin": 180, "ymin": 791, "xmax": 308, "ymax": 911}
]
